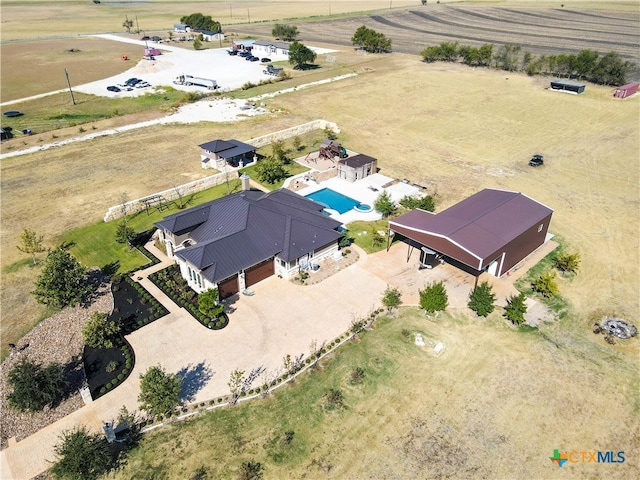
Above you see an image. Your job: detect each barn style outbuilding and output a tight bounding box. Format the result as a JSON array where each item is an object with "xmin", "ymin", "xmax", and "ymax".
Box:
[
  {"xmin": 550, "ymin": 79, "xmax": 586, "ymax": 94},
  {"xmin": 388, "ymin": 189, "xmax": 553, "ymax": 278}
]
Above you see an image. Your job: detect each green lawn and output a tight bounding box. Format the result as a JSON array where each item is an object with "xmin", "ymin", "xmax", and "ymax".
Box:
[
  {"xmin": 60, "ymin": 180, "xmax": 242, "ymax": 273},
  {"xmin": 239, "ymin": 161, "xmax": 309, "ymax": 191}
]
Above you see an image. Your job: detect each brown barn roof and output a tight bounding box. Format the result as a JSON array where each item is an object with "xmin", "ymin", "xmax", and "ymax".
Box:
[{"xmin": 389, "ymin": 189, "xmax": 553, "ymax": 267}]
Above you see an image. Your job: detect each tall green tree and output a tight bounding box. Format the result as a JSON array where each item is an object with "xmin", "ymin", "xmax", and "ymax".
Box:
[
  {"xmin": 193, "ymin": 36, "xmax": 202, "ymax": 50},
  {"xmin": 255, "ymin": 157, "xmax": 287, "ymax": 184},
  {"xmin": 467, "ymin": 281, "xmax": 496, "ymax": 317},
  {"xmin": 50, "ymin": 426, "xmax": 114, "ymax": 480},
  {"xmin": 16, "ymin": 228, "xmax": 46, "ymax": 264},
  {"xmin": 494, "ymin": 43, "xmax": 521, "ymax": 71},
  {"xmin": 115, "ymin": 221, "xmax": 136, "ymax": 247},
  {"xmin": 82, "ymin": 312, "xmax": 121, "ymax": 348},
  {"xmin": 373, "ymin": 191, "xmax": 397, "ymax": 218},
  {"xmin": 32, "ymin": 246, "xmax": 91, "ymax": 308},
  {"xmin": 419, "ymin": 281, "xmax": 448, "ymax": 314},
  {"xmin": 399, "ymin": 194, "xmax": 435, "ymax": 212},
  {"xmin": 7, "ymin": 358, "xmax": 67, "ymax": 412},
  {"xmin": 180, "ymin": 13, "xmax": 220, "ymax": 32},
  {"xmin": 504, "ymin": 292, "xmax": 528, "ymax": 325},
  {"xmin": 122, "ymin": 18, "xmax": 133, "ymax": 33},
  {"xmin": 351, "ymin": 25, "xmax": 392, "ymax": 53},
  {"xmin": 138, "ymin": 365, "xmax": 183, "ymax": 417},
  {"xmin": 272, "ymin": 24, "xmax": 299, "ymax": 41},
  {"xmin": 288, "ymin": 41, "xmax": 317, "ymax": 70}
]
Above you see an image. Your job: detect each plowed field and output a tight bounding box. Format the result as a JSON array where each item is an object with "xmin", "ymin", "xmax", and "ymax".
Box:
[{"xmin": 237, "ymin": 4, "xmax": 640, "ymax": 72}]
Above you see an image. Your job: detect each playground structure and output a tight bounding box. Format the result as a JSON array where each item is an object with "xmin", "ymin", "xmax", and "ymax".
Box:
[{"xmin": 319, "ymin": 139, "xmax": 348, "ymax": 161}]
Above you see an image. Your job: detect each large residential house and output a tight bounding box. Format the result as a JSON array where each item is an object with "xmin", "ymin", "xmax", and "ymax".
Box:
[
  {"xmin": 251, "ymin": 40, "xmax": 290, "ymax": 58},
  {"xmin": 155, "ymin": 186, "xmax": 343, "ymax": 298}
]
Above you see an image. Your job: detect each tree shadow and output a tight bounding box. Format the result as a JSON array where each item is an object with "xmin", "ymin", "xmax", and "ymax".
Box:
[
  {"xmin": 178, "ymin": 361, "xmax": 214, "ymax": 402},
  {"xmin": 101, "ymin": 260, "xmax": 120, "ymax": 279}
]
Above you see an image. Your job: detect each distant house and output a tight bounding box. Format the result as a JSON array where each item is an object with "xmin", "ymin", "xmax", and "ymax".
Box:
[
  {"xmin": 174, "ymin": 23, "xmax": 190, "ymax": 33},
  {"xmin": 155, "ymin": 186, "xmax": 343, "ymax": 298},
  {"xmin": 337, "ymin": 154, "xmax": 377, "ymax": 182},
  {"xmin": 232, "ymin": 39, "xmax": 255, "ymax": 52},
  {"xmin": 251, "ymin": 40, "xmax": 290, "ymax": 57},
  {"xmin": 389, "ymin": 189, "xmax": 553, "ymax": 278},
  {"xmin": 199, "ymin": 139, "xmax": 257, "ymax": 169},
  {"xmin": 193, "ymin": 29, "xmax": 224, "ymax": 42}
]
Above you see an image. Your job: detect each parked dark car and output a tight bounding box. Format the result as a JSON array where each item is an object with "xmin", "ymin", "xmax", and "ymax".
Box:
[
  {"xmin": 238, "ymin": 50, "xmax": 251, "ymax": 57},
  {"xmin": 106, "ymin": 85, "xmax": 121, "ymax": 92},
  {"xmin": 151, "ymin": 36, "xmax": 162, "ymax": 42},
  {"xmin": 125, "ymin": 78, "xmax": 141, "ymax": 86},
  {"xmin": 529, "ymin": 154, "xmax": 544, "ymax": 167},
  {"xmin": 260, "ymin": 58, "xmax": 271, "ymax": 63},
  {"xmin": 227, "ymin": 49, "xmax": 237, "ymax": 56},
  {"xmin": 249, "ymin": 56, "xmax": 259, "ymax": 62}
]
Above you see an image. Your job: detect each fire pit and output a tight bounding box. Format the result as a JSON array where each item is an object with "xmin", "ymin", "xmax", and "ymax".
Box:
[{"xmin": 600, "ymin": 318, "xmax": 637, "ymax": 339}]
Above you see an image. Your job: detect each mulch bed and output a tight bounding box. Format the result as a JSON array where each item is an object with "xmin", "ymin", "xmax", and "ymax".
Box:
[{"xmin": 82, "ymin": 277, "xmax": 167, "ymax": 399}]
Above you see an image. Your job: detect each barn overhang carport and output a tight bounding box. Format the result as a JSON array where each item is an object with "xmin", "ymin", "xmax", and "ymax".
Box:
[{"xmin": 387, "ymin": 228, "xmax": 487, "ymax": 287}]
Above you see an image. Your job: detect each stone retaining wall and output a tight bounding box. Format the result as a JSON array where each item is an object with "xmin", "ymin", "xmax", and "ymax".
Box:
[{"xmin": 104, "ymin": 120, "xmax": 340, "ymax": 222}]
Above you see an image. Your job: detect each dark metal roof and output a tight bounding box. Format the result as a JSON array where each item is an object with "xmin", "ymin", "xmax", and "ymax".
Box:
[
  {"xmin": 157, "ymin": 189, "xmax": 342, "ymax": 282},
  {"xmin": 198, "ymin": 139, "xmax": 256, "ymax": 159},
  {"xmin": 550, "ymin": 79, "xmax": 586, "ymax": 88},
  {"xmin": 339, "ymin": 154, "xmax": 376, "ymax": 169},
  {"xmin": 390, "ymin": 189, "xmax": 553, "ymax": 261}
]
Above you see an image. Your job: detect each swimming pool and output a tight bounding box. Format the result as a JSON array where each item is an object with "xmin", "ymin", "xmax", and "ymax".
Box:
[{"xmin": 305, "ymin": 188, "xmax": 368, "ymax": 214}]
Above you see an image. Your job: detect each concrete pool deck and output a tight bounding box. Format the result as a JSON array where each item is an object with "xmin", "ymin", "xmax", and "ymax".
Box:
[{"xmin": 295, "ymin": 174, "xmax": 422, "ymax": 224}]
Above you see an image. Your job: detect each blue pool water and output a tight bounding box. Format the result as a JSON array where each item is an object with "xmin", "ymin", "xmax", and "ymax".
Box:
[{"xmin": 305, "ymin": 188, "xmax": 362, "ymax": 214}]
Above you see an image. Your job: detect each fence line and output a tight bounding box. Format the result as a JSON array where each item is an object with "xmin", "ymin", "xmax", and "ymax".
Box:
[{"xmin": 103, "ymin": 119, "xmax": 340, "ymax": 222}]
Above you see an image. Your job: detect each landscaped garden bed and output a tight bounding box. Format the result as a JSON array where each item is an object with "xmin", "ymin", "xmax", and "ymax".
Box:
[
  {"xmin": 149, "ymin": 265, "xmax": 229, "ymax": 330},
  {"xmin": 82, "ymin": 275, "xmax": 168, "ymax": 399}
]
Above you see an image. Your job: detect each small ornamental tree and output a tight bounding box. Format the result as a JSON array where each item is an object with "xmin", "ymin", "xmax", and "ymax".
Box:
[
  {"xmin": 419, "ymin": 281, "xmax": 448, "ymax": 314},
  {"xmin": 16, "ymin": 228, "xmax": 46, "ymax": 264},
  {"xmin": 467, "ymin": 281, "xmax": 496, "ymax": 317},
  {"xmin": 381, "ymin": 285, "xmax": 402, "ymax": 312},
  {"xmin": 50, "ymin": 426, "xmax": 113, "ymax": 480},
  {"xmin": 239, "ymin": 460, "xmax": 264, "ymax": 480},
  {"xmin": 554, "ymin": 252, "xmax": 581, "ymax": 275},
  {"xmin": 532, "ymin": 271, "xmax": 559, "ymax": 298},
  {"xmin": 115, "ymin": 221, "xmax": 136, "ymax": 247},
  {"xmin": 32, "ymin": 246, "xmax": 91, "ymax": 308},
  {"xmin": 504, "ymin": 292, "xmax": 528, "ymax": 325},
  {"xmin": 138, "ymin": 365, "xmax": 182, "ymax": 417},
  {"xmin": 228, "ymin": 369, "xmax": 245, "ymax": 404},
  {"xmin": 198, "ymin": 288, "xmax": 224, "ymax": 319},
  {"xmin": 271, "ymin": 139, "xmax": 290, "ymax": 164},
  {"xmin": 7, "ymin": 358, "xmax": 67, "ymax": 412},
  {"xmin": 373, "ymin": 191, "xmax": 397, "ymax": 218},
  {"xmin": 288, "ymin": 41, "xmax": 317, "ymax": 69},
  {"xmin": 399, "ymin": 194, "xmax": 436, "ymax": 212},
  {"xmin": 82, "ymin": 312, "xmax": 121, "ymax": 348}
]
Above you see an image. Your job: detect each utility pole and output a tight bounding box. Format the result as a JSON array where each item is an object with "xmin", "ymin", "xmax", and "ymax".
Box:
[
  {"xmin": 247, "ymin": 9, "xmax": 250, "ymax": 24},
  {"xmin": 64, "ymin": 68, "xmax": 76, "ymax": 105},
  {"xmin": 135, "ymin": 15, "xmax": 140, "ymax": 34}
]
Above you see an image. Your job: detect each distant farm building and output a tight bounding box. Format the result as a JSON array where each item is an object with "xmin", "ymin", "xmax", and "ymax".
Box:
[
  {"xmin": 550, "ymin": 79, "xmax": 586, "ymax": 94},
  {"xmin": 199, "ymin": 139, "xmax": 257, "ymax": 169},
  {"xmin": 337, "ymin": 154, "xmax": 378, "ymax": 182},
  {"xmin": 389, "ymin": 189, "xmax": 553, "ymax": 279},
  {"xmin": 174, "ymin": 23, "xmax": 190, "ymax": 33},
  {"xmin": 614, "ymin": 82, "xmax": 639, "ymax": 99},
  {"xmin": 232, "ymin": 40, "xmax": 255, "ymax": 52},
  {"xmin": 252, "ymin": 40, "xmax": 290, "ymax": 58},
  {"xmin": 193, "ymin": 29, "xmax": 224, "ymax": 42}
]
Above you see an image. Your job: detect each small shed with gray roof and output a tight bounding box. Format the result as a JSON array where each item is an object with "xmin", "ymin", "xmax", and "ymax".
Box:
[
  {"xmin": 388, "ymin": 188, "xmax": 553, "ymax": 279},
  {"xmin": 155, "ymin": 188, "xmax": 343, "ymax": 298},
  {"xmin": 199, "ymin": 139, "xmax": 257, "ymax": 169}
]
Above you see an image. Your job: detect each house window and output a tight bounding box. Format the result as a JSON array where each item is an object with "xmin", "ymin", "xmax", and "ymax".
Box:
[
  {"xmin": 188, "ymin": 266, "xmax": 193, "ymax": 281},
  {"xmin": 197, "ymin": 274, "xmax": 202, "ymax": 287},
  {"xmin": 538, "ymin": 224, "xmax": 544, "ymax": 233}
]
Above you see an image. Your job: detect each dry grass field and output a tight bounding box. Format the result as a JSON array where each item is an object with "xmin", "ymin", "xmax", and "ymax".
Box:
[
  {"xmin": 0, "ymin": 38, "xmax": 147, "ymax": 102},
  {"xmin": 112, "ymin": 310, "xmax": 639, "ymax": 479},
  {"xmin": 0, "ymin": 2, "xmax": 638, "ymax": 477}
]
